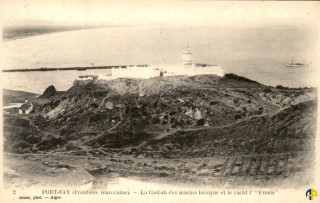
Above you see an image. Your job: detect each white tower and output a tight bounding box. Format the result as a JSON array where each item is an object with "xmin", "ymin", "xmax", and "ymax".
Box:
[{"xmin": 182, "ymin": 45, "xmax": 192, "ymax": 66}]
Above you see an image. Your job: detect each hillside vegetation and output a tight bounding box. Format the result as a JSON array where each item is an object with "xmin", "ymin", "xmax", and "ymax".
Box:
[{"xmin": 3, "ymin": 74, "xmax": 317, "ymax": 187}]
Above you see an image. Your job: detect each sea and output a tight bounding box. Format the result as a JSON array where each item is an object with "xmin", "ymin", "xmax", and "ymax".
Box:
[{"xmin": 1, "ymin": 25, "xmax": 319, "ymax": 94}]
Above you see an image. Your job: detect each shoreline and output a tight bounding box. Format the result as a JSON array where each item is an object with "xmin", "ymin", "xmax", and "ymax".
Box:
[{"xmin": 2, "ymin": 88, "xmax": 64, "ymax": 106}]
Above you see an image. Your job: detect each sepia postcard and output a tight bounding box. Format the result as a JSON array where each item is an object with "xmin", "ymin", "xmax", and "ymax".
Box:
[{"xmin": 1, "ymin": 1, "xmax": 319, "ymax": 202}]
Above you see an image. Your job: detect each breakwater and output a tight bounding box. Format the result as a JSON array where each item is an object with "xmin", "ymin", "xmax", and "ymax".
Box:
[{"xmin": 2, "ymin": 64, "xmax": 149, "ymax": 72}]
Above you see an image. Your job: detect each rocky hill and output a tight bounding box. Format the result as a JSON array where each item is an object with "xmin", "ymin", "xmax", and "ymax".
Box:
[{"xmin": 3, "ymin": 74, "xmax": 317, "ymax": 187}]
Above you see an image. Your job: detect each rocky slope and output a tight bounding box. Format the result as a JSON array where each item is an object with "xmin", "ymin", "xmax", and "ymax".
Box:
[{"xmin": 3, "ymin": 74, "xmax": 317, "ymax": 187}]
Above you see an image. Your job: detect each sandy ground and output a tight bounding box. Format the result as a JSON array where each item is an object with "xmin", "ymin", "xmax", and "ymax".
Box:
[{"xmin": 3, "ymin": 149, "xmax": 311, "ymax": 191}]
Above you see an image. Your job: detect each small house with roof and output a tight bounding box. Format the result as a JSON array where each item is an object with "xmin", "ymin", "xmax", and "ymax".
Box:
[{"xmin": 19, "ymin": 99, "xmax": 33, "ymax": 115}]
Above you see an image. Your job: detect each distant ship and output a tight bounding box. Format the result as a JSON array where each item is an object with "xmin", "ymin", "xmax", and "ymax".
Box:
[{"xmin": 286, "ymin": 58, "xmax": 307, "ymax": 67}]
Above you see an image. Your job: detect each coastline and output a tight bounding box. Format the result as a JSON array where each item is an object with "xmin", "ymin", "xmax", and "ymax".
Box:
[{"xmin": 2, "ymin": 89, "xmax": 66, "ymax": 111}]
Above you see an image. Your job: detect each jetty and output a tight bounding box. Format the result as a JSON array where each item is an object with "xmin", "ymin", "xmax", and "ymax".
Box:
[{"xmin": 2, "ymin": 64, "xmax": 149, "ymax": 72}]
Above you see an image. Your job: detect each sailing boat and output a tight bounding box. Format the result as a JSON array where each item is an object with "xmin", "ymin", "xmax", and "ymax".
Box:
[{"xmin": 286, "ymin": 57, "xmax": 307, "ymax": 67}]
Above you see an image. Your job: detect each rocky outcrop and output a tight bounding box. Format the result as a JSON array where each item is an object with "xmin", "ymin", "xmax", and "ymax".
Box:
[
  {"xmin": 35, "ymin": 74, "xmax": 315, "ymax": 133},
  {"xmin": 3, "ymin": 74, "xmax": 317, "ymax": 187},
  {"xmin": 41, "ymin": 85, "xmax": 56, "ymax": 98}
]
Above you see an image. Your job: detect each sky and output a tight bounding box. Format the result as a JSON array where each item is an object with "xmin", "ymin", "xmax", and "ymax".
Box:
[{"xmin": 1, "ymin": 0, "xmax": 320, "ymax": 28}]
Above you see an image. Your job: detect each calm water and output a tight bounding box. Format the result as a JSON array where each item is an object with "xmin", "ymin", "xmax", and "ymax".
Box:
[{"xmin": 2, "ymin": 25, "xmax": 319, "ymax": 94}]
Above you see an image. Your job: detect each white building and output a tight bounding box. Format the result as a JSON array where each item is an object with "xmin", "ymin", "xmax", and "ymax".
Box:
[
  {"xmin": 87, "ymin": 46, "xmax": 225, "ymax": 80},
  {"xmin": 111, "ymin": 66, "xmax": 161, "ymax": 79},
  {"xmin": 182, "ymin": 45, "xmax": 193, "ymax": 66},
  {"xmin": 161, "ymin": 45, "xmax": 225, "ymax": 77},
  {"xmin": 19, "ymin": 100, "xmax": 33, "ymax": 115}
]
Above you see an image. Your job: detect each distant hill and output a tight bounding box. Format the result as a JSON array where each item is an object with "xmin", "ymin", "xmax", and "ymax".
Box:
[{"xmin": 2, "ymin": 25, "xmax": 102, "ymax": 41}]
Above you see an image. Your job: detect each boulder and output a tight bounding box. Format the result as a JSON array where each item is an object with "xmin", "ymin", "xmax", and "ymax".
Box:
[
  {"xmin": 42, "ymin": 85, "xmax": 56, "ymax": 98},
  {"xmin": 185, "ymin": 109, "xmax": 193, "ymax": 118},
  {"xmin": 194, "ymin": 109, "xmax": 203, "ymax": 120},
  {"xmin": 105, "ymin": 101, "xmax": 114, "ymax": 110}
]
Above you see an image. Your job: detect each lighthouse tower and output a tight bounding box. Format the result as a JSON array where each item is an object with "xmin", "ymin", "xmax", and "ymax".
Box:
[{"xmin": 182, "ymin": 45, "xmax": 193, "ymax": 66}]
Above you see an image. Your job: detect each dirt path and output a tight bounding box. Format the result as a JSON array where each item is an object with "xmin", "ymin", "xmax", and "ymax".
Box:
[
  {"xmin": 3, "ymin": 151, "xmax": 300, "ymax": 161},
  {"xmin": 151, "ymin": 106, "xmax": 288, "ymax": 140},
  {"xmin": 80, "ymin": 121, "xmax": 122, "ymax": 147}
]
